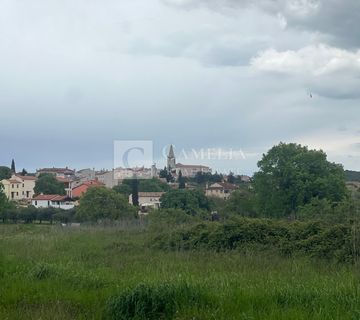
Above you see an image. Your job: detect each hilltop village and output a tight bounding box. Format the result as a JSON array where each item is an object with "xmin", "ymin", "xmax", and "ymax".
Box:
[{"xmin": 0, "ymin": 146, "xmax": 251, "ymax": 215}]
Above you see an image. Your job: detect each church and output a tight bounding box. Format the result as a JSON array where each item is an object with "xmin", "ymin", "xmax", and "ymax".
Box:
[{"xmin": 167, "ymin": 145, "xmax": 211, "ymax": 178}]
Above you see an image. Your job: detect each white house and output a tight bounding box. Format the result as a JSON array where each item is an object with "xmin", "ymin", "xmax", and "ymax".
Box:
[
  {"xmin": 32, "ymin": 194, "xmax": 75, "ymax": 210},
  {"xmin": 175, "ymin": 163, "xmax": 211, "ymax": 178},
  {"xmin": 205, "ymin": 182, "xmax": 238, "ymax": 200},
  {"xmin": 129, "ymin": 192, "xmax": 165, "ymax": 214}
]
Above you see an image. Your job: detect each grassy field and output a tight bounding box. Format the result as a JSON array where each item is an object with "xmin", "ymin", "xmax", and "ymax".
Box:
[{"xmin": 1, "ymin": 224, "xmax": 360, "ymax": 319}]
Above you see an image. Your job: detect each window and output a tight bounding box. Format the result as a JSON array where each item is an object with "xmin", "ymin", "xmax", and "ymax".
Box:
[{"xmin": 35, "ymin": 201, "xmax": 37, "ymax": 206}]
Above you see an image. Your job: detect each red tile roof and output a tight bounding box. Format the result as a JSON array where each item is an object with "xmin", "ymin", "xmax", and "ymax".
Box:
[
  {"xmin": 207, "ymin": 183, "xmax": 238, "ymax": 190},
  {"xmin": 16, "ymin": 175, "xmax": 37, "ymax": 181},
  {"xmin": 72, "ymin": 180, "xmax": 104, "ymax": 190},
  {"xmin": 32, "ymin": 194, "xmax": 69, "ymax": 201}
]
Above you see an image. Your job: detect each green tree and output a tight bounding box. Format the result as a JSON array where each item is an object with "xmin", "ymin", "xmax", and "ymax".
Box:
[
  {"xmin": 138, "ymin": 178, "xmax": 169, "ymax": 192},
  {"xmin": 36, "ymin": 207, "xmax": 56, "ymax": 224},
  {"xmin": 160, "ymin": 189, "xmax": 210, "ymax": 215},
  {"xmin": 225, "ymin": 190, "xmax": 257, "ymax": 217},
  {"xmin": 116, "ymin": 178, "xmax": 169, "ymax": 199},
  {"xmin": 227, "ymin": 172, "xmax": 235, "ymax": 184},
  {"xmin": 0, "ymin": 166, "xmax": 11, "ymax": 180},
  {"xmin": 76, "ymin": 187, "xmax": 136, "ymax": 221},
  {"xmin": 10, "ymin": 159, "xmax": 16, "ymax": 173},
  {"xmin": 113, "ymin": 184, "xmax": 132, "ymax": 197},
  {"xmin": 253, "ymin": 142, "xmax": 347, "ymax": 218},
  {"xmin": 159, "ymin": 167, "xmax": 174, "ymax": 183},
  {"xmin": 21, "ymin": 168, "xmax": 28, "ymax": 176},
  {"xmin": 0, "ymin": 183, "xmax": 9, "ymax": 217},
  {"xmin": 193, "ymin": 172, "xmax": 223, "ymax": 185},
  {"xmin": 178, "ymin": 170, "xmax": 186, "ymax": 189},
  {"xmin": 131, "ymin": 179, "xmax": 139, "ymax": 206},
  {"xmin": 18, "ymin": 206, "xmax": 37, "ymax": 224},
  {"xmin": 34, "ymin": 173, "xmax": 66, "ymax": 195}
]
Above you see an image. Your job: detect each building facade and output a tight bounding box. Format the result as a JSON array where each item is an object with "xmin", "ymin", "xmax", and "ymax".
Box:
[
  {"xmin": 36, "ymin": 167, "xmax": 75, "ymax": 179},
  {"xmin": 32, "ymin": 194, "xmax": 75, "ymax": 210},
  {"xmin": 1, "ymin": 175, "xmax": 37, "ymax": 200},
  {"xmin": 205, "ymin": 182, "xmax": 238, "ymax": 200},
  {"xmin": 129, "ymin": 192, "xmax": 165, "ymax": 213}
]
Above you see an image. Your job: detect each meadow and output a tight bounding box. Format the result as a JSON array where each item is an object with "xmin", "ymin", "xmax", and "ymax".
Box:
[{"xmin": 1, "ymin": 223, "xmax": 360, "ymax": 320}]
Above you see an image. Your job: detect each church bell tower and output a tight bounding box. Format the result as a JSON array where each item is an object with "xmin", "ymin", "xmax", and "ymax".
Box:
[{"xmin": 167, "ymin": 144, "xmax": 176, "ymax": 172}]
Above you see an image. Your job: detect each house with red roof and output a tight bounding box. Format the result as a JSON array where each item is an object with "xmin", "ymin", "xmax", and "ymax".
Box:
[
  {"xmin": 31, "ymin": 194, "xmax": 75, "ymax": 210},
  {"xmin": 71, "ymin": 180, "xmax": 104, "ymax": 198}
]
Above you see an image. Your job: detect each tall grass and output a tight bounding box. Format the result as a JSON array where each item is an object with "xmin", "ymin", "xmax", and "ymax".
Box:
[{"xmin": 0, "ymin": 224, "xmax": 360, "ymax": 319}]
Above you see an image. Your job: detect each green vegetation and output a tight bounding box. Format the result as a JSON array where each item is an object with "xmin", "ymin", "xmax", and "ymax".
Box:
[
  {"xmin": 10, "ymin": 159, "xmax": 16, "ymax": 173},
  {"xmin": 178, "ymin": 170, "xmax": 186, "ymax": 189},
  {"xmin": 153, "ymin": 218, "xmax": 358, "ymax": 263},
  {"xmin": 254, "ymin": 142, "xmax": 347, "ymax": 218},
  {"xmin": 1, "ymin": 224, "xmax": 360, "ymax": 319},
  {"xmin": 345, "ymin": 170, "xmax": 360, "ymax": 182},
  {"xmin": 0, "ymin": 183, "xmax": 10, "ymax": 214},
  {"xmin": 0, "ymin": 166, "xmax": 11, "ymax": 180},
  {"xmin": 34, "ymin": 173, "xmax": 66, "ymax": 195},
  {"xmin": 0, "ymin": 142, "xmax": 358, "ymax": 319},
  {"xmin": 160, "ymin": 189, "xmax": 210, "ymax": 214},
  {"xmin": 159, "ymin": 167, "xmax": 175, "ymax": 183},
  {"xmin": 76, "ymin": 187, "xmax": 136, "ymax": 221},
  {"xmin": 114, "ymin": 178, "xmax": 169, "ymax": 198}
]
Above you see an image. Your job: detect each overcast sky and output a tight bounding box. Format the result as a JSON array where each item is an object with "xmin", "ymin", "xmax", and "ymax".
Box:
[{"xmin": 1, "ymin": 0, "xmax": 360, "ymax": 175}]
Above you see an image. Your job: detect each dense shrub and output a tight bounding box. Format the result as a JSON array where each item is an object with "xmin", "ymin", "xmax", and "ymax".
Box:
[
  {"xmin": 146, "ymin": 209, "xmax": 200, "ymax": 231},
  {"xmin": 153, "ymin": 218, "xmax": 360, "ymax": 263},
  {"xmin": 160, "ymin": 189, "xmax": 210, "ymax": 215},
  {"xmin": 77, "ymin": 187, "xmax": 137, "ymax": 222},
  {"xmin": 104, "ymin": 282, "xmax": 209, "ymax": 320}
]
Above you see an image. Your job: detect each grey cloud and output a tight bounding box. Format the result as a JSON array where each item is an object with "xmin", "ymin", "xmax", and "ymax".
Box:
[
  {"xmin": 1, "ymin": 0, "xmax": 360, "ymax": 173},
  {"xmin": 163, "ymin": 0, "xmax": 360, "ymax": 49},
  {"xmin": 280, "ymin": 0, "xmax": 360, "ymax": 49}
]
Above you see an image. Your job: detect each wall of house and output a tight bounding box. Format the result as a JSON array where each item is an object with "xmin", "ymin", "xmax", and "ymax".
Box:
[
  {"xmin": 1, "ymin": 176, "xmax": 36, "ymax": 200},
  {"xmin": 32, "ymin": 200, "xmax": 74, "ymax": 210},
  {"xmin": 32, "ymin": 200, "xmax": 51, "ymax": 208},
  {"xmin": 205, "ymin": 189, "xmax": 232, "ymax": 200},
  {"xmin": 23, "ymin": 179, "xmax": 36, "ymax": 199}
]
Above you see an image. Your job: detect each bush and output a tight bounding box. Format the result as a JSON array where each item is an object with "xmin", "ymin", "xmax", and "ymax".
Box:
[
  {"xmin": 152, "ymin": 218, "xmax": 360, "ymax": 263},
  {"xmin": 104, "ymin": 282, "xmax": 209, "ymax": 320},
  {"xmin": 160, "ymin": 189, "xmax": 210, "ymax": 215},
  {"xmin": 146, "ymin": 209, "xmax": 200, "ymax": 231}
]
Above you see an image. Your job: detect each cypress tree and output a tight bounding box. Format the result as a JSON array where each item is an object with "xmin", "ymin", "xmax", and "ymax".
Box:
[
  {"xmin": 10, "ymin": 159, "xmax": 16, "ymax": 174},
  {"xmin": 178, "ymin": 170, "xmax": 185, "ymax": 189},
  {"xmin": 131, "ymin": 178, "xmax": 139, "ymax": 206}
]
